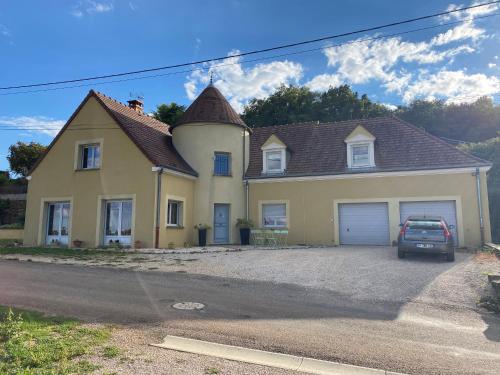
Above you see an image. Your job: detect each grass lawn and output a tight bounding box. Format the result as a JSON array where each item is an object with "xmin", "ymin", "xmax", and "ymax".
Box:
[{"xmin": 0, "ymin": 306, "xmax": 111, "ymax": 374}]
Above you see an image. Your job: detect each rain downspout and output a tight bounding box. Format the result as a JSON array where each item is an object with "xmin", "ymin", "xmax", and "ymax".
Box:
[
  {"xmin": 243, "ymin": 129, "xmax": 249, "ymax": 219},
  {"xmin": 154, "ymin": 167, "xmax": 163, "ymax": 248},
  {"xmin": 474, "ymin": 167, "xmax": 485, "ymax": 245}
]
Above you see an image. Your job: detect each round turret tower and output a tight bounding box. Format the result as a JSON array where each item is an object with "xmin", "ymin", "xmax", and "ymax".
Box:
[{"xmin": 172, "ymin": 84, "xmax": 250, "ymax": 244}]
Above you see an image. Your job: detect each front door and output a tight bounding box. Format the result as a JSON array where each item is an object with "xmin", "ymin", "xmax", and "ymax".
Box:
[
  {"xmin": 214, "ymin": 204, "xmax": 230, "ymax": 244},
  {"xmin": 46, "ymin": 202, "xmax": 70, "ymax": 245}
]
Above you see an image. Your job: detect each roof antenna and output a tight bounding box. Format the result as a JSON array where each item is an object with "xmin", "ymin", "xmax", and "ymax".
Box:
[{"xmin": 209, "ymin": 71, "xmax": 214, "ymax": 86}]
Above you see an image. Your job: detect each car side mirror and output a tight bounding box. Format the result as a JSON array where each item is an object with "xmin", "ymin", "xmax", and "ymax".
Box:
[{"xmin": 448, "ymin": 225, "xmax": 455, "ymax": 229}]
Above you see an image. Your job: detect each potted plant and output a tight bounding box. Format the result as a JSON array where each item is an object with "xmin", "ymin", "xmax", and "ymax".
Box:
[
  {"xmin": 72, "ymin": 239, "xmax": 83, "ymax": 248},
  {"xmin": 194, "ymin": 224, "xmax": 211, "ymax": 246},
  {"xmin": 236, "ymin": 218, "xmax": 253, "ymax": 245}
]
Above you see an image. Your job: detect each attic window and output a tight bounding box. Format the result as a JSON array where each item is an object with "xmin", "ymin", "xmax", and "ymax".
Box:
[
  {"xmin": 80, "ymin": 144, "xmax": 100, "ymax": 169},
  {"xmin": 351, "ymin": 144, "xmax": 370, "ymax": 167},
  {"xmin": 261, "ymin": 135, "xmax": 287, "ymax": 174},
  {"xmin": 263, "ymin": 149, "xmax": 286, "ymax": 174},
  {"xmin": 345, "ymin": 126, "xmax": 376, "ymax": 169}
]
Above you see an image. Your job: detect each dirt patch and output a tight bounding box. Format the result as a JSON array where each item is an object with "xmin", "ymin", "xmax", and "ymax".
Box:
[{"xmin": 86, "ymin": 325, "xmax": 305, "ymax": 375}]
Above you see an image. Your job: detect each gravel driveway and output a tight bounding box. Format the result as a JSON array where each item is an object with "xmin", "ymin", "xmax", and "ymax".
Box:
[
  {"xmin": 3, "ymin": 245, "xmax": 498, "ymax": 309},
  {"xmin": 167, "ymin": 246, "xmax": 498, "ymax": 308}
]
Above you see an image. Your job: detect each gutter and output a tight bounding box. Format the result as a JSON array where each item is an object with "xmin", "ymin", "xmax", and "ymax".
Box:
[
  {"xmin": 243, "ymin": 128, "xmax": 249, "ymax": 219},
  {"xmin": 153, "ymin": 166, "xmax": 164, "ymax": 248},
  {"xmin": 473, "ymin": 167, "xmax": 485, "ymax": 245}
]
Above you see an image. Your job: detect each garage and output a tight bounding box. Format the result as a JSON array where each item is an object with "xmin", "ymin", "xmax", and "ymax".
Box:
[
  {"xmin": 339, "ymin": 203, "xmax": 390, "ymax": 245},
  {"xmin": 399, "ymin": 201, "xmax": 458, "ymax": 245}
]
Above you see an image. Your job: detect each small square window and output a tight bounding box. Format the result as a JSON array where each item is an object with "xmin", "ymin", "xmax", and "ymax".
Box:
[
  {"xmin": 80, "ymin": 144, "xmax": 100, "ymax": 169},
  {"xmin": 214, "ymin": 152, "xmax": 231, "ymax": 176},
  {"xmin": 351, "ymin": 144, "xmax": 370, "ymax": 167},
  {"xmin": 262, "ymin": 203, "xmax": 287, "ymax": 228},
  {"xmin": 266, "ymin": 151, "xmax": 283, "ymax": 172},
  {"xmin": 167, "ymin": 200, "xmax": 183, "ymax": 226}
]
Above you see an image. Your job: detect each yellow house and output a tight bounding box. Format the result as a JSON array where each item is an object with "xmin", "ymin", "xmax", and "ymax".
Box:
[{"xmin": 23, "ymin": 85, "xmax": 492, "ymax": 249}]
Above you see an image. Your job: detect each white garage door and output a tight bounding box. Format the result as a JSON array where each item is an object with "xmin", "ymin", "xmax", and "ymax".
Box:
[
  {"xmin": 339, "ymin": 203, "xmax": 390, "ymax": 245},
  {"xmin": 399, "ymin": 201, "xmax": 458, "ymax": 245}
]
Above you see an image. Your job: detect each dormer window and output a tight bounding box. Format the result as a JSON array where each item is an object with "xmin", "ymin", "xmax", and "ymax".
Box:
[
  {"xmin": 351, "ymin": 143, "xmax": 370, "ymax": 167},
  {"xmin": 266, "ymin": 151, "xmax": 283, "ymax": 172},
  {"xmin": 345, "ymin": 125, "xmax": 376, "ymax": 169},
  {"xmin": 261, "ymin": 134, "xmax": 287, "ymax": 174}
]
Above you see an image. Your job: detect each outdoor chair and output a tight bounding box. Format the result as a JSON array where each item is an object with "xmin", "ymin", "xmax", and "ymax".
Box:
[{"xmin": 251, "ymin": 229, "xmax": 267, "ymax": 246}]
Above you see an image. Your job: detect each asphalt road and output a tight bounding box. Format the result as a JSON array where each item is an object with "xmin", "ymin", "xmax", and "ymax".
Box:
[{"xmin": 1, "ymin": 260, "xmax": 499, "ymax": 375}]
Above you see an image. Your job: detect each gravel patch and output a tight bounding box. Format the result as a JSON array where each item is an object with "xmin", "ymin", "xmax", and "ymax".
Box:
[
  {"xmin": 3, "ymin": 246, "xmax": 498, "ymax": 309},
  {"xmin": 86, "ymin": 325, "xmax": 306, "ymax": 375}
]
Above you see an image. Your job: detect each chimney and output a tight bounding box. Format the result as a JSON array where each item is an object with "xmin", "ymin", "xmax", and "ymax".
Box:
[{"xmin": 127, "ymin": 99, "xmax": 144, "ymax": 114}]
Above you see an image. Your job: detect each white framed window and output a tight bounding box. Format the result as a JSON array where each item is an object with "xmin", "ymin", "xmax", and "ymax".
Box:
[
  {"xmin": 46, "ymin": 202, "xmax": 71, "ymax": 245},
  {"xmin": 167, "ymin": 200, "xmax": 183, "ymax": 227},
  {"xmin": 263, "ymin": 149, "xmax": 286, "ymax": 174},
  {"xmin": 351, "ymin": 143, "xmax": 370, "ymax": 167},
  {"xmin": 80, "ymin": 144, "xmax": 100, "ymax": 169},
  {"xmin": 104, "ymin": 200, "xmax": 132, "ymax": 245},
  {"xmin": 346, "ymin": 142, "xmax": 375, "ymax": 168},
  {"xmin": 262, "ymin": 203, "xmax": 287, "ymax": 228}
]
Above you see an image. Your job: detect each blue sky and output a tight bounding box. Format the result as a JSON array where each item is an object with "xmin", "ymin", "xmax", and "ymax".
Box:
[{"xmin": 0, "ymin": 0, "xmax": 499, "ymax": 171}]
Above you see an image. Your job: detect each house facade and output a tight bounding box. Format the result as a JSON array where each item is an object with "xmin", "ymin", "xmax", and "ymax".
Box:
[{"xmin": 23, "ymin": 85, "xmax": 492, "ymax": 249}]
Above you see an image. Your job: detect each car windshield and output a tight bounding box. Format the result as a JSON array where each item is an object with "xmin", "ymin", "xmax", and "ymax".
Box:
[{"xmin": 406, "ymin": 220, "xmax": 443, "ymax": 230}]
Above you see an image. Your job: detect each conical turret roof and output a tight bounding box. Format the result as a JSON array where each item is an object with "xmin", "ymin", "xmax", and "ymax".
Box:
[{"xmin": 174, "ymin": 85, "xmax": 248, "ymax": 129}]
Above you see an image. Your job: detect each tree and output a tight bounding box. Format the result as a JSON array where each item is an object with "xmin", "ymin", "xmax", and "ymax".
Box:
[
  {"xmin": 397, "ymin": 97, "xmax": 500, "ymax": 142},
  {"xmin": 7, "ymin": 142, "xmax": 47, "ymax": 177},
  {"xmin": 459, "ymin": 138, "xmax": 500, "ymax": 242},
  {"xmin": 152, "ymin": 103, "xmax": 186, "ymax": 125},
  {"xmin": 241, "ymin": 85, "xmax": 391, "ymax": 127}
]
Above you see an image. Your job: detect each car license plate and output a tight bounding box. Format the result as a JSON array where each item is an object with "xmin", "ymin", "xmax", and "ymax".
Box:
[{"xmin": 416, "ymin": 243, "xmax": 433, "ymax": 248}]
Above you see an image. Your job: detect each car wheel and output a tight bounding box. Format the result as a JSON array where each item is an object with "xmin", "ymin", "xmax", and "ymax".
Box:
[
  {"xmin": 446, "ymin": 249, "xmax": 455, "ymax": 262},
  {"xmin": 398, "ymin": 248, "xmax": 405, "ymax": 259}
]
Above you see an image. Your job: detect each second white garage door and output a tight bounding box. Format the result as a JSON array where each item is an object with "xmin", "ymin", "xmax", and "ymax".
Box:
[
  {"xmin": 339, "ymin": 203, "xmax": 390, "ymax": 245},
  {"xmin": 399, "ymin": 200, "xmax": 458, "ymax": 245}
]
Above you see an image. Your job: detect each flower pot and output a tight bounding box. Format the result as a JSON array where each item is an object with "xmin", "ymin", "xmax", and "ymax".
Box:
[
  {"xmin": 72, "ymin": 240, "xmax": 83, "ymax": 248},
  {"xmin": 198, "ymin": 228, "xmax": 207, "ymax": 247},
  {"xmin": 240, "ymin": 228, "xmax": 250, "ymax": 245}
]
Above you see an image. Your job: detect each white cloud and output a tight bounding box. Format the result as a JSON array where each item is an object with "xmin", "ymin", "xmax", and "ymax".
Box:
[
  {"xmin": 128, "ymin": 1, "xmax": 137, "ymax": 11},
  {"xmin": 441, "ymin": 1, "xmax": 499, "ymax": 21},
  {"xmin": 0, "ymin": 116, "xmax": 65, "ymax": 136},
  {"xmin": 321, "ymin": 34, "xmax": 476, "ymax": 90},
  {"xmin": 403, "ymin": 70, "xmax": 500, "ymax": 103},
  {"xmin": 381, "ymin": 103, "xmax": 398, "ymax": 111},
  {"xmin": 305, "ymin": 1, "xmax": 493, "ymax": 97},
  {"xmin": 70, "ymin": 1, "xmax": 114, "ymax": 17},
  {"xmin": 0, "ymin": 24, "xmax": 11, "ymax": 38},
  {"xmin": 430, "ymin": 21, "xmax": 485, "ymax": 46},
  {"xmin": 489, "ymin": 63, "xmax": 497, "ymax": 68},
  {"xmin": 305, "ymin": 73, "xmax": 343, "ymax": 91},
  {"xmin": 185, "ymin": 50, "xmax": 303, "ymax": 112}
]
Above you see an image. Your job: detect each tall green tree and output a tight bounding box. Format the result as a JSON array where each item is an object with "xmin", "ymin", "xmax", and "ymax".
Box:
[
  {"xmin": 7, "ymin": 142, "xmax": 47, "ymax": 177},
  {"xmin": 152, "ymin": 103, "xmax": 186, "ymax": 125},
  {"xmin": 459, "ymin": 138, "xmax": 500, "ymax": 242},
  {"xmin": 242, "ymin": 85, "xmax": 391, "ymax": 127},
  {"xmin": 397, "ymin": 97, "xmax": 500, "ymax": 142}
]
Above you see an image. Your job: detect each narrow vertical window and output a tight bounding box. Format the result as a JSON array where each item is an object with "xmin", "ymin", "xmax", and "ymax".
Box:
[
  {"xmin": 214, "ymin": 152, "xmax": 230, "ymax": 176},
  {"xmin": 167, "ymin": 200, "xmax": 183, "ymax": 226},
  {"xmin": 80, "ymin": 144, "xmax": 100, "ymax": 169}
]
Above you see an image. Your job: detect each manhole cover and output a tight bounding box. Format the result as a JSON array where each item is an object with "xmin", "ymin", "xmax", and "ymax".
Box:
[{"xmin": 172, "ymin": 302, "xmax": 205, "ymax": 310}]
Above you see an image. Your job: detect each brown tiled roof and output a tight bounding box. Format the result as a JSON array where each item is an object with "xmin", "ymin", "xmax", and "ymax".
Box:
[
  {"xmin": 246, "ymin": 116, "xmax": 491, "ymax": 178},
  {"xmin": 174, "ymin": 85, "xmax": 248, "ymax": 129},
  {"xmin": 29, "ymin": 90, "xmax": 197, "ymax": 177}
]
